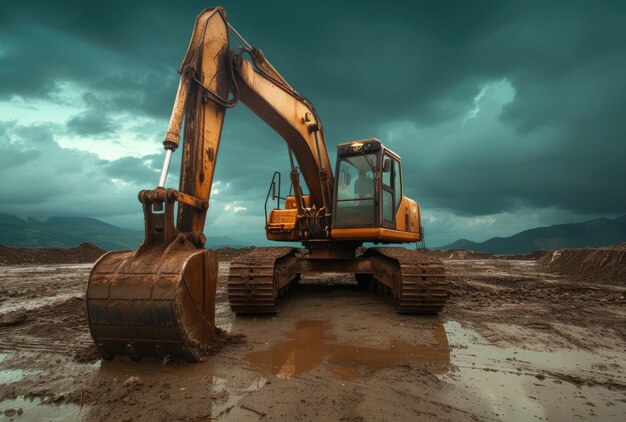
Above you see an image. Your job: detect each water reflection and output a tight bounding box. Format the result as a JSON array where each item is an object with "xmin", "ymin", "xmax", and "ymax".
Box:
[
  {"xmin": 443, "ymin": 321, "xmax": 626, "ymax": 421},
  {"xmin": 245, "ymin": 320, "xmax": 450, "ymax": 378}
]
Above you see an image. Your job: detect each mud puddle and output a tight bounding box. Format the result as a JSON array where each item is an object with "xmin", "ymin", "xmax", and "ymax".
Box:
[
  {"xmin": 446, "ymin": 321, "xmax": 624, "ymax": 380},
  {"xmin": 0, "ymin": 353, "xmax": 31, "ymax": 384},
  {"xmin": 245, "ymin": 319, "xmax": 625, "ymax": 420},
  {"xmin": 80, "ymin": 359, "xmax": 270, "ymax": 421},
  {"xmin": 0, "ymin": 397, "xmax": 85, "ymax": 421},
  {"xmin": 444, "ymin": 321, "xmax": 625, "ymax": 421},
  {"xmin": 0, "ymin": 368, "xmax": 29, "ymax": 384},
  {"xmin": 245, "ymin": 320, "xmax": 450, "ymax": 378}
]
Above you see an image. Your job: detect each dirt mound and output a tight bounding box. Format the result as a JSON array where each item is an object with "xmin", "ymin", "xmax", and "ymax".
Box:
[
  {"xmin": 427, "ymin": 249, "xmax": 495, "ymax": 260},
  {"xmin": 429, "ymin": 249, "xmax": 550, "ymax": 261},
  {"xmin": 540, "ymin": 244, "xmax": 626, "ymax": 284},
  {"xmin": 502, "ymin": 250, "xmax": 550, "ymax": 260},
  {"xmin": 215, "ymin": 246, "xmax": 256, "ymax": 261},
  {"xmin": 0, "ymin": 242, "xmax": 106, "ymax": 266},
  {"xmin": 209, "ymin": 327, "xmax": 247, "ymax": 355},
  {"xmin": 0, "ymin": 243, "xmax": 257, "ymax": 265}
]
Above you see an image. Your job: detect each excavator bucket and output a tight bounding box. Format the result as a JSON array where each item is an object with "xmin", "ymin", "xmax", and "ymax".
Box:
[
  {"xmin": 83, "ymin": 6, "xmax": 230, "ymax": 362},
  {"xmin": 86, "ymin": 245, "xmax": 217, "ymax": 362}
]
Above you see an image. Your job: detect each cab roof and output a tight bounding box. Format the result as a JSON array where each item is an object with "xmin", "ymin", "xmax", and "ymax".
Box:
[{"xmin": 336, "ymin": 138, "xmax": 401, "ymax": 161}]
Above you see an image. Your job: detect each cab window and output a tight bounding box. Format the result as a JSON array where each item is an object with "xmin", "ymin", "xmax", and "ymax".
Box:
[{"xmin": 335, "ymin": 154, "xmax": 376, "ymax": 226}]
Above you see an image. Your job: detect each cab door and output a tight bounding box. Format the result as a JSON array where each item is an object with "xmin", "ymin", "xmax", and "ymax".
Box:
[
  {"xmin": 381, "ymin": 153, "xmax": 402, "ymax": 229},
  {"xmin": 333, "ymin": 153, "xmax": 378, "ymax": 227}
]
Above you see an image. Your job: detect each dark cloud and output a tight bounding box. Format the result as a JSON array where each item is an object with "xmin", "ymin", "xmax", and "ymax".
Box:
[
  {"xmin": 0, "ymin": 122, "xmax": 107, "ymax": 205},
  {"xmin": 0, "ymin": 0, "xmax": 625, "ymax": 244},
  {"xmin": 0, "ymin": 147, "xmax": 40, "ymax": 170},
  {"xmin": 104, "ymin": 156, "xmax": 160, "ymax": 186},
  {"xmin": 0, "ymin": 0, "xmax": 199, "ymax": 121},
  {"xmin": 66, "ymin": 110, "xmax": 116, "ymax": 136}
]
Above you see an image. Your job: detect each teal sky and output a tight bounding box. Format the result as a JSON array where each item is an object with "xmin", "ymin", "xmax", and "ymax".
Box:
[{"xmin": 1, "ymin": 0, "xmax": 625, "ymax": 246}]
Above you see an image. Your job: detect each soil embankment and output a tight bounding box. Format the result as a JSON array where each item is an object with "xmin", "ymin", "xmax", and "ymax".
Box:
[
  {"xmin": 428, "ymin": 248, "xmax": 548, "ymax": 260},
  {"xmin": 0, "ymin": 244, "xmax": 256, "ymax": 266},
  {"xmin": 0, "ymin": 243, "xmax": 106, "ymax": 266},
  {"xmin": 541, "ymin": 244, "xmax": 626, "ymax": 285}
]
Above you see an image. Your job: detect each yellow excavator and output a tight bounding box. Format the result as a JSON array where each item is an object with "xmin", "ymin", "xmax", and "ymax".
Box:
[{"xmin": 86, "ymin": 6, "xmax": 448, "ymax": 361}]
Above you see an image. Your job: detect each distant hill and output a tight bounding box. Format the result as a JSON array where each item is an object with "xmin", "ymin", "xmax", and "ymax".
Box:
[
  {"xmin": 437, "ymin": 215, "xmax": 626, "ymax": 254},
  {"xmin": 438, "ymin": 239, "xmax": 479, "ymax": 250},
  {"xmin": 0, "ymin": 214, "xmax": 247, "ymax": 250},
  {"xmin": 0, "ymin": 214, "xmax": 250, "ymax": 251},
  {"xmin": 0, "ymin": 214, "xmax": 143, "ymax": 250}
]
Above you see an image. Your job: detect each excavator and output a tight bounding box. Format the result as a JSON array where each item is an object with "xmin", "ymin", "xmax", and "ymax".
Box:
[{"xmin": 86, "ymin": 6, "xmax": 448, "ymax": 362}]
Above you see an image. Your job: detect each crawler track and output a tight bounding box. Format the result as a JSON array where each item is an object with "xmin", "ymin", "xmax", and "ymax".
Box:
[
  {"xmin": 227, "ymin": 247, "xmax": 298, "ymax": 313},
  {"xmin": 368, "ymin": 248, "xmax": 448, "ymax": 314}
]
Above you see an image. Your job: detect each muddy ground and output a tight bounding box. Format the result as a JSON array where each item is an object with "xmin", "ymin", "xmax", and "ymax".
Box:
[{"xmin": 0, "ymin": 249, "xmax": 624, "ymax": 421}]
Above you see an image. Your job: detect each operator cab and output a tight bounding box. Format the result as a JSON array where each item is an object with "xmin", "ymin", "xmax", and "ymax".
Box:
[
  {"xmin": 265, "ymin": 138, "xmax": 421, "ymax": 243},
  {"xmin": 332, "ymin": 138, "xmax": 403, "ymax": 230}
]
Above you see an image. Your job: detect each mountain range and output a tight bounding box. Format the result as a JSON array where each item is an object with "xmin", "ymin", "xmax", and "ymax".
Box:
[
  {"xmin": 2, "ymin": 213, "xmax": 625, "ymax": 254},
  {"xmin": 437, "ymin": 215, "xmax": 626, "ymax": 254},
  {"xmin": 0, "ymin": 214, "xmax": 248, "ymax": 250}
]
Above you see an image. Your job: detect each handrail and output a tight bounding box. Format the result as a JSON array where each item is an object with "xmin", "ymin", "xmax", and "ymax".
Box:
[{"xmin": 264, "ymin": 171, "xmax": 282, "ymax": 227}]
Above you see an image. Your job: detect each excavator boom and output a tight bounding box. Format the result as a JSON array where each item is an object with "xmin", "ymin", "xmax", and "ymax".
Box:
[{"xmin": 161, "ymin": 8, "xmax": 333, "ymax": 220}]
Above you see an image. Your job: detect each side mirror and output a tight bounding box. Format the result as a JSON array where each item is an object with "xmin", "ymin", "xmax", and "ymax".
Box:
[{"xmin": 382, "ymin": 157, "xmax": 392, "ymax": 173}]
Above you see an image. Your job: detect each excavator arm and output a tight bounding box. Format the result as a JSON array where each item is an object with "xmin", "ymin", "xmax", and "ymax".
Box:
[{"xmin": 86, "ymin": 7, "xmax": 336, "ymax": 361}]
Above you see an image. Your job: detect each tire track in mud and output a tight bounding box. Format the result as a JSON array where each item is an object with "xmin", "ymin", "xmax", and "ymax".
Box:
[
  {"xmin": 0, "ymin": 264, "xmax": 92, "ymax": 313},
  {"xmin": 0, "ymin": 263, "xmax": 95, "ymax": 357},
  {"xmin": 0, "ymin": 296, "xmax": 94, "ymax": 356}
]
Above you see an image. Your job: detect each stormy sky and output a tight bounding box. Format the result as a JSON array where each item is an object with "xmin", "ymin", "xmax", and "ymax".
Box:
[{"xmin": 1, "ymin": 0, "xmax": 625, "ymax": 247}]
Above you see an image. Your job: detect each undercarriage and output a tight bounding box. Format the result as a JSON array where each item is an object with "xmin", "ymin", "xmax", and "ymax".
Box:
[{"xmin": 228, "ymin": 245, "xmax": 448, "ymax": 314}]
